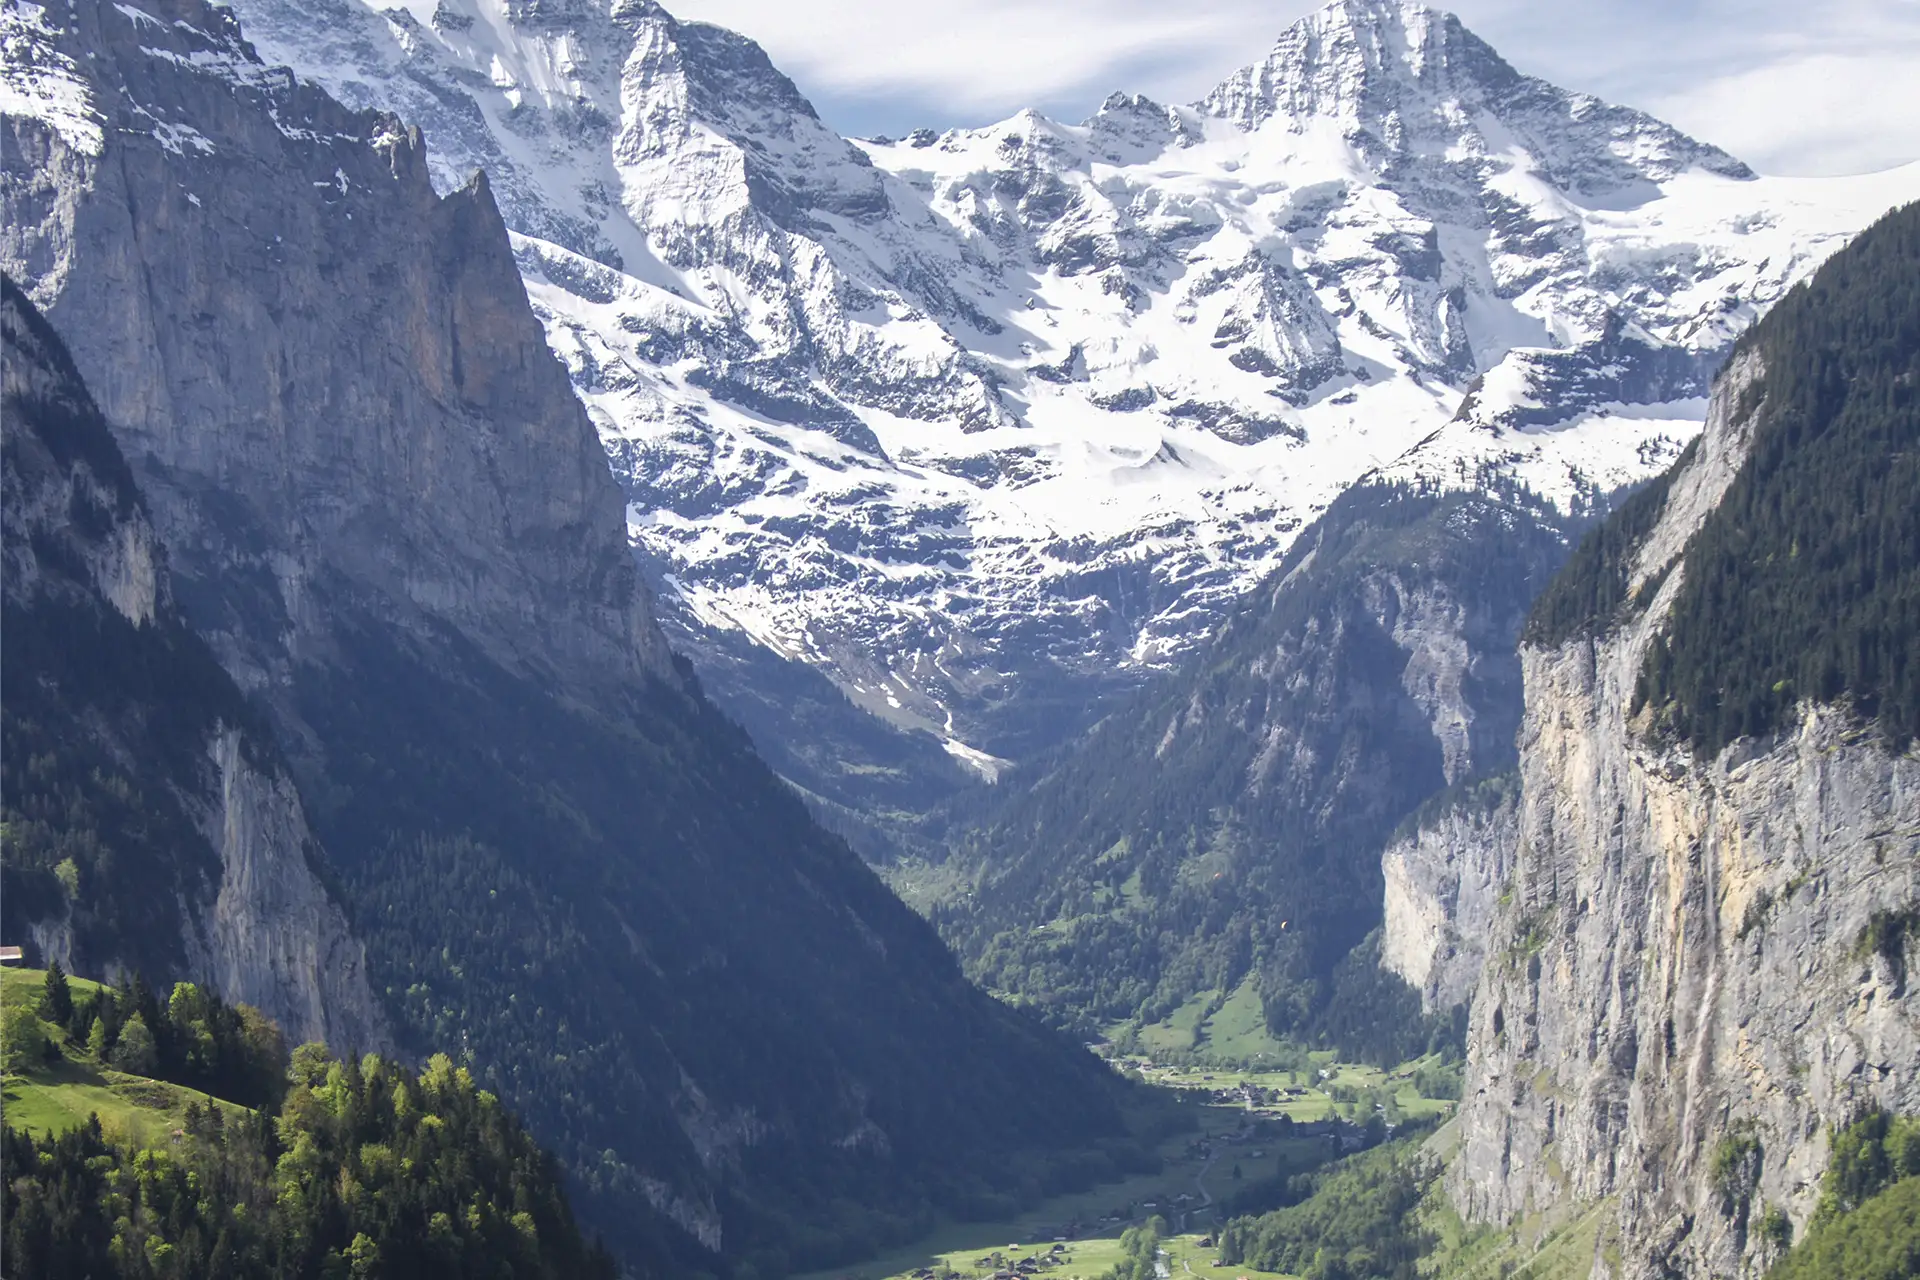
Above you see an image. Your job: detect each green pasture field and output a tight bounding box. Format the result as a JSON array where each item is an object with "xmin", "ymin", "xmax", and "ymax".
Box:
[
  {"xmin": 796, "ymin": 1033, "xmax": 1462, "ymax": 1280},
  {"xmin": 1, "ymin": 965, "xmax": 244, "ymax": 1146}
]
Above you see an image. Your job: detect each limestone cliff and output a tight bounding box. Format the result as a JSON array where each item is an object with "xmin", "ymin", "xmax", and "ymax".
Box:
[
  {"xmin": 1451, "ymin": 240, "xmax": 1920, "ymax": 1276},
  {"xmin": 1, "ymin": 275, "xmax": 381, "ymax": 1050},
  {"xmin": 181, "ymin": 728, "xmax": 382, "ymax": 1051},
  {"xmin": 0, "ymin": 0, "xmax": 673, "ymax": 713},
  {"xmin": 1378, "ymin": 774, "xmax": 1519, "ymax": 1015}
]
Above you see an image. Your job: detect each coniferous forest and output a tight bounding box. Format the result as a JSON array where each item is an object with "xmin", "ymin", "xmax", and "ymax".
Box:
[
  {"xmin": 1532, "ymin": 200, "xmax": 1920, "ymax": 752},
  {"xmin": 3, "ymin": 961, "xmax": 614, "ymax": 1280},
  {"xmin": 4, "ymin": 1046, "xmax": 616, "ymax": 1280},
  {"xmin": 1634, "ymin": 200, "xmax": 1920, "ymax": 750}
]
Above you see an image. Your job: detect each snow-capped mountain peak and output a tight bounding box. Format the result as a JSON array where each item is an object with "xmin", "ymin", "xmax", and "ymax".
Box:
[
  {"xmin": 615, "ymin": 1, "xmax": 890, "ymax": 234},
  {"xmin": 1201, "ymin": 0, "xmax": 1753, "ymax": 198},
  {"xmin": 167, "ymin": 0, "xmax": 1920, "ymax": 777},
  {"xmin": 1202, "ymin": 0, "xmax": 1510, "ymax": 127}
]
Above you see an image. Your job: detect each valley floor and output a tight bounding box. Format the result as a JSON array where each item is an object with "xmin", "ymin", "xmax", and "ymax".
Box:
[{"xmin": 796, "ymin": 1047, "xmax": 1460, "ymax": 1280}]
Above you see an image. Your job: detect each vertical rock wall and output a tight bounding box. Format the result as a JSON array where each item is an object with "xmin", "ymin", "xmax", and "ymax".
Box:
[
  {"xmin": 1451, "ymin": 354, "xmax": 1920, "ymax": 1277},
  {"xmin": 2, "ymin": 276, "xmax": 381, "ymax": 1049},
  {"xmin": 1379, "ymin": 777, "xmax": 1519, "ymax": 1014}
]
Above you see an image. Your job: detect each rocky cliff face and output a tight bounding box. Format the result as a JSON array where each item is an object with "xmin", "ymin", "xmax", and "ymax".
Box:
[
  {"xmin": 1378, "ymin": 774, "xmax": 1518, "ymax": 1014},
  {"xmin": 1, "ymin": 0, "xmax": 672, "ymax": 714},
  {"xmin": 181, "ymin": 728, "xmax": 384, "ymax": 1051},
  {"xmin": 1, "ymin": 276, "xmax": 382, "ymax": 1051},
  {"xmin": 1451, "ymin": 350, "xmax": 1920, "ymax": 1275}
]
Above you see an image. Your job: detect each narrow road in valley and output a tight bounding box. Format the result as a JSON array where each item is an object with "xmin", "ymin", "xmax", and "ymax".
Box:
[{"xmin": 1180, "ymin": 1146, "xmax": 1219, "ymax": 1232}]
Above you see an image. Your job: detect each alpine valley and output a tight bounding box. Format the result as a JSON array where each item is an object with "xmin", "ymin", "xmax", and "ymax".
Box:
[{"xmin": 2, "ymin": 1, "xmax": 1917, "ymax": 1279}]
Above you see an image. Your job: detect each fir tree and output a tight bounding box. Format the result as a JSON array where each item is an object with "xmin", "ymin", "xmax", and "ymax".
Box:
[{"xmin": 42, "ymin": 961, "xmax": 72, "ymax": 1027}]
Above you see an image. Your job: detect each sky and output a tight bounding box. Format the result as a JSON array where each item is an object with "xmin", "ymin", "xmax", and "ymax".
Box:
[{"xmin": 663, "ymin": 0, "xmax": 1920, "ymax": 177}]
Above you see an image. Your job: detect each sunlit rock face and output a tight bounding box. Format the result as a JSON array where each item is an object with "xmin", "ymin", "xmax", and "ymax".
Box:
[{"xmin": 1452, "ymin": 349, "xmax": 1920, "ymax": 1278}]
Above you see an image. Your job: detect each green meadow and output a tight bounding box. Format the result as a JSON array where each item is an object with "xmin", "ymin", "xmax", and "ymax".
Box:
[
  {"xmin": 1, "ymin": 965, "xmax": 243, "ymax": 1146},
  {"xmin": 796, "ymin": 1038, "xmax": 1462, "ymax": 1280}
]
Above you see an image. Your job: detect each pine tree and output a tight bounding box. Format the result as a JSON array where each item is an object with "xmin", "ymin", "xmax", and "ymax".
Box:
[{"xmin": 41, "ymin": 962, "xmax": 72, "ymax": 1027}]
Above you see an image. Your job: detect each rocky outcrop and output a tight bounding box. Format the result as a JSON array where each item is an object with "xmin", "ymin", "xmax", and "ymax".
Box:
[
  {"xmin": 1379, "ymin": 775, "xmax": 1519, "ymax": 1014},
  {"xmin": 182, "ymin": 730, "xmax": 383, "ymax": 1051},
  {"xmin": 1451, "ymin": 351, "xmax": 1920, "ymax": 1275},
  {"xmin": 1, "ymin": 275, "xmax": 381, "ymax": 1050}
]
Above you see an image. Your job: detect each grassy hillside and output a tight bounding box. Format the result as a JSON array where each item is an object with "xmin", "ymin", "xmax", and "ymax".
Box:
[{"xmin": 1, "ymin": 966, "xmax": 241, "ymax": 1145}]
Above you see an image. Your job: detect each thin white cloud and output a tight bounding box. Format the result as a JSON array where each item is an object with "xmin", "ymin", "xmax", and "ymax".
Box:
[
  {"xmin": 669, "ymin": 0, "xmax": 1294, "ymax": 123},
  {"xmin": 663, "ymin": 0, "xmax": 1920, "ymax": 175},
  {"xmin": 1645, "ymin": 49, "xmax": 1920, "ymax": 177}
]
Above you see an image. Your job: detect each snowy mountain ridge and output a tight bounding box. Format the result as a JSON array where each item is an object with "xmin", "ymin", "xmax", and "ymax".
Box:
[{"xmin": 27, "ymin": 0, "xmax": 1920, "ymax": 774}]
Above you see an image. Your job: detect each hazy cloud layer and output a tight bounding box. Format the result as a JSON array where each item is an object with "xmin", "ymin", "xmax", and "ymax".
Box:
[{"xmin": 666, "ymin": 0, "xmax": 1920, "ymax": 176}]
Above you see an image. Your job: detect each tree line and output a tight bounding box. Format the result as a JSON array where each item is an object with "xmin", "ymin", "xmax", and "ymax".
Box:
[
  {"xmin": 14, "ymin": 964, "xmax": 285, "ymax": 1108},
  {"xmin": 1216, "ymin": 1138, "xmax": 1437, "ymax": 1280},
  {"xmin": 1527, "ymin": 200, "xmax": 1920, "ymax": 754},
  {"xmin": 1769, "ymin": 1111, "xmax": 1920, "ymax": 1280}
]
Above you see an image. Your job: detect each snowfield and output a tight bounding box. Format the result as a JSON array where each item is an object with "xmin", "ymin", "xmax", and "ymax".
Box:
[{"xmin": 41, "ymin": 0, "xmax": 1920, "ymax": 762}]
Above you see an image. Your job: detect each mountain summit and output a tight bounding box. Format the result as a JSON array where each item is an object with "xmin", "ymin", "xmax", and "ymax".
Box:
[{"xmin": 1202, "ymin": 0, "xmax": 1752, "ymax": 190}]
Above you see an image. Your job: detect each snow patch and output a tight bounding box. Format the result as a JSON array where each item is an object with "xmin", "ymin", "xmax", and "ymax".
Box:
[{"xmin": 1, "ymin": 0, "xmax": 105, "ymax": 156}]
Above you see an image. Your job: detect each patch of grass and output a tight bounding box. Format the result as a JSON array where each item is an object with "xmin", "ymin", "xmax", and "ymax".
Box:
[
  {"xmin": 1131, "ymin": 992, "xmax": 1215, "ymax": 1056},
  {"xmin": 794, "ymin": 1065, "xmax": 1338, "ymax": 1280},
  {"xmin": 1117, "ymin": 1050, "xmax": 1458, "ymax": 1128},
  {"xmin": 1, "ymin": 963, "xmax": 107, "ymax": 1013},
  {"xmin": 1423, "ymin": 1194, "xmax": 1617, "ymax": 1280},
  {"xmin": 793, "ymin": 1038, "xmax": 1464, "ymax": 1280},
  {"xmin": 1196, "ymin": 979, "xmax": 1275, "ymax": 1062},
  {"xmin": 1, "ymin": 966, "xmax": 243, "ymax": 1146},
  {"xmin": 802, "ymin": 1229, "xmax": 1298, "ymax": 1280}
]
